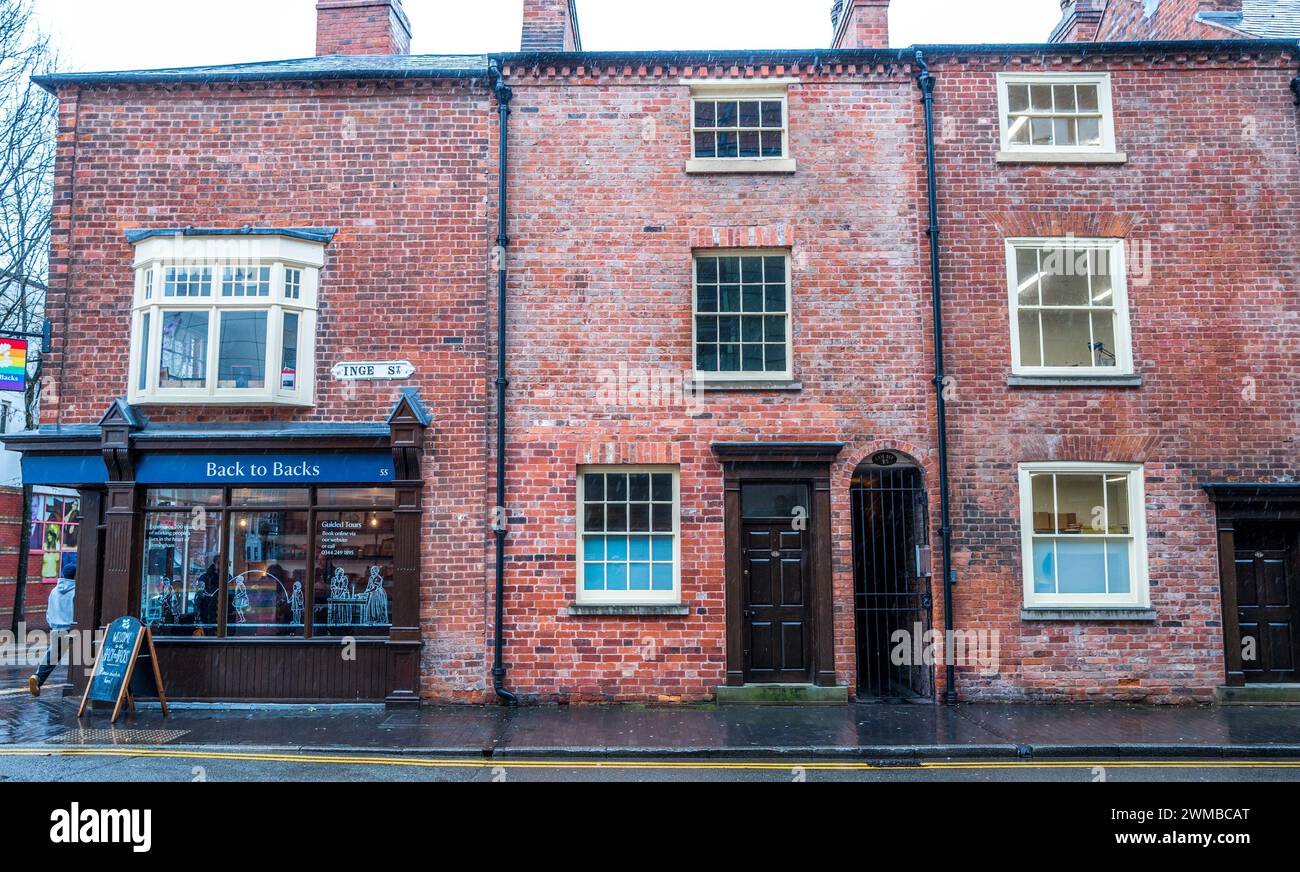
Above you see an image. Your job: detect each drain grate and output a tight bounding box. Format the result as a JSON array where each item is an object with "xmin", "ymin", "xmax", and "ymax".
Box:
[{"xmin": 49, "ymin": 728, "xmax": 191, "ymax": 745}]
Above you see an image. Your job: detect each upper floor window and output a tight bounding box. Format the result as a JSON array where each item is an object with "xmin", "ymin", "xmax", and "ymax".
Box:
[
  {"xmin": 1019, "ymin": 463, "xmax": 1149, "ymax": 609},
  {"xmin": 685, "ymin": 80, "xmax": 797, "ymax": 174},
  {"xmin": 128, "ymin": 232, "xmax": 327, "ymax": 406},
  {"xmin": 997, "ymin": 72, "xmax": 1119, "ymax": 160},
  {"xmin": 693, "ymin": 251, "xmax": 791, "ymax": 381},
  {"xmin": 1006, "ymin": 238, "xmax": 1133, "ymax": 376}
]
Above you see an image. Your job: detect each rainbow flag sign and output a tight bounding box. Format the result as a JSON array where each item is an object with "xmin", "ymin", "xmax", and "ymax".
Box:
[{"xmin": 0, "ymin": 339, "xmax": 28, "ymax": 392}]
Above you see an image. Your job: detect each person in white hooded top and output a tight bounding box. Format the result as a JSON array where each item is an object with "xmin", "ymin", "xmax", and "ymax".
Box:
[{"xmin": 28, "ymin": 563, "xmax": 75, "ymax": 697}]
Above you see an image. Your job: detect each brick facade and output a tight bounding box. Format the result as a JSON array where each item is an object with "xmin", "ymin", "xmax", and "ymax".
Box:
[
  {"xmin": 1053, "ymin": 0, "xmax": 1249, "ymax": 42},
  {"xmin": 27, "ymin": 3, "xmax": 1300, "ymax": 704}
]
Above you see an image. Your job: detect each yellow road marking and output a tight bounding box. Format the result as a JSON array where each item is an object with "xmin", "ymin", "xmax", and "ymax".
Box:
[{"xmin": 0, "ymin": 747, "xmax": 1298, "ymax": 771}]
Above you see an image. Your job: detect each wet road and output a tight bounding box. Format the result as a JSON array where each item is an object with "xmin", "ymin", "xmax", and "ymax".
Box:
[{"xmin": 3, "ymin": 749, "xmax": 1300, "ymax": 782}]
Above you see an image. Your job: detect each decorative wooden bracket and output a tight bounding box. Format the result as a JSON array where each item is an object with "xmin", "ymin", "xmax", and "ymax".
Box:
[
  {"xmin": 98, "ymin": 398, "xmax": 144, "ymax": 482},
  {"xmin": 387, "ymin": 387, "xmax": 432, "ymax": 482}
]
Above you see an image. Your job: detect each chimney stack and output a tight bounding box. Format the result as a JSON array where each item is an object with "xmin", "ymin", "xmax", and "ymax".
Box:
[
  {"xmin": 1049, "ymin": 0, "xmax": 1103, "ymax": 43},
  {"xmin": 521, "ymin": 0, "xmax": 583, "ymax": 52},
  {"xmin": 316, "ymin": 0, "xmax": 411, "ymax": 56},
  {"xmin": 831, "ymin": 0, "xmax": 890, "ymax": 49}
]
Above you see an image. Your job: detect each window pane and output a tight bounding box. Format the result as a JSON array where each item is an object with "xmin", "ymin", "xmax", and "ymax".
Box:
[
  {"xmin": 741, "ymin": 315, "xmax": 763, "ymax": 341},
  {"xmin": 738, "ymin": 100, "xmax": 760, "ymax": 127},
  {"xmin": 694, "ymin": 131, "xmax": 715, "ymax": 158},
  {"xmin": 1106, "ymin": 540, "xmax": 1131, "ymax": 593},
  {"xmin": 696, "ymin": 258, "xmax": 718, "ymax": 283},
  {"xmin": 718, "ymin": 257, "xmax": 740, "ymax": 284},
  {"xmin": 1032, "ymin": 539, "xmax": 1055, "ymax": 593},
  {"xmin": 230, "ymin": 488, "xmax": 310, "ymax": 507},
  {"xmin": 607, "ymin": 473, "xmax": 628, "ymax": 501},
  {"xmin": 742, "ymin": 285, "xmax": 763, "ymax": 313},
  {"xmin": 313, "ymin": 511, "xmax": 395, "ymax": 637},
  {"xmin": 1078, "ymin": 116, "xmax": 1101, "ymax": 147},
  {"xmin": 716, "ymin": 101, "xmax": 738, "ymax": 126},
  {"xmin": 280, "ymin": 311, "xmax": 300, "ymax": 391},
  {"xmin": 1056, "ymin": 539, "xmax": 1107, "ymax": 594},
  {"xmin": 1040, "ymin": 251, "xmax": 1089, "ymax": 305},
  {"xmin": 218, "ymin": 310, "xmax": 267, "ymax": 389},
  {"xmin": 1089, "ymin": 249, "xmax": 1114, "ymax": 302},
  {"xmin": 1105, "ymin": 475, "xmax": 1131, "ymax": 533},
  {"xmin": 1077, "ymin": 84, "xmax": 1099, "ymax": 111},
  {"xmin": 719, "ymin": 343, "xmax": 739, "ymax": 371},
  {"xmin": 763, "ymin": 343, "xmax": 786, "ymax": 372},
  {"xmin": 697, "ymin": 316, "xmax": 718, "ymax": 343},
  {"xmin": 1090, "ymin": 311, "xmax": 1117, "ymax": 367},
  {"xmin": 741, "ymin": 483, "xmax": 809, "ymax": 519},
  {"xmin": 719, "ymin": 285, "xmax": 740, "ymax": 311},
  {"xmin": 1015, "ymin": 248, "xmax": 1040, "ymax": 305},
  {"xmin": 138, "ymin": 312, "xmax": 151, "ymax": 391},
  {"xmin": 1030, "ymin": 117, "xmax": 1053, "ymax": 146},
  {"xmin": 651, "ymin": 502, "xmax": 673, "ymax": 532},
  {"xmin": 696, "ymin": 343, "xmax": 717, "ymax": 371},
  {"xmin": 1029, "ymin": 84, "xmax": 1053, "ymax": 111},
  {"xmin": 141, "ymin": 511, "xmax": 222, "ymax": 636},
  {"xmin": 764, "ymin": 315, "xmax": 786, "ymax": 342},
  {"xmin": 284, "ymin": 268, "xmax": 302, "ymax": 300},
  {"xmin": 1007, "ymin": 115, "xmax": 1030, "ymax": 145},
  {"xmin": 584, "ymin": 503, "xmax": 605, "ymax": 531},
  {"xmin": 1055, "ymin": 474, "xmax": 1105, "ymax": 534},
  {"xmin": 764, "ymin": 283, "xmax": 786, "ymax": 313},
  {"xmin": 146, "ymin": 488, "xmax": 223, "ymax": 509},
  {"xmin": 159, "ymin": 311, "xmax": 209, "ymax": 388},
  {"xmin": 228, "ymin": 511, "xmax": 310, "ymax": 637},
  {"xmin": 719, "ymin": 316, "xmax": 740, "ymax": 342},
  {"xmin": 1052, "ymin": 84, "xmax": 1076, "ymax": 111},
  {"xmin": 1018, "ymin": 311, "xmax": 1042, "ymax": 368},
  {"xmin": 1030, "ymin": 473, "xmax": 1055, "ymax": 533},
  {"xmin": 606, "ymin": 563, "xmax": 628, "ymax": 590},
  {"xmin": 628, "ymin": 473, "xmax": 650, "ymax": 501},
  {"xmin": 741, "ymin": 344, "xmax": 763, "ymax": 371},
  {"xmin": 764, "ymin": 256, "xmax": 786, "ymax": 282},
  {"xmin": 694, "ymin": 101, "xmax": 715, "ymax": 127},
  {"xmin": 606, "ymin": 503, "xmax": 627, "ymax": 531},
  {"xmin": 697, "ymin": 286, "xmax": 718, "ymax": 313},
  {"xmin": 760, "ymin": 101, "xmax": 783, "ymax": 128},
  {"xmin": 584, "ymin": 473, "xmax": 605, "ymax": 501},
  {"xmin": 652, "ymin": 474, "xmax": 672, "ymax": 502},
  {"xmin": 716, "ymin": 132, "xmax": 738, "ymax": 157},
  {"xmin": 1007, "ymin": 84, "xmax": 1030, "ymax": 112},
  {"xmin": 316, "ymin": 488, "xmax": 393, "ymax": 507},
  {"xmin": 1040, "ymin": 310, "xmax": 1093, "ymax": 367},
  {"xmin": 1053, "ymin": 118, "xmax": 1077, "ymax": 146},
  {"xmin": 584, "ymin": 562, "xmax": 605, "ymax": 590}
]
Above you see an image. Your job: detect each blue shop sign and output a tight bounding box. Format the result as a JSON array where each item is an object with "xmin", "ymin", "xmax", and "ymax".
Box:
[
  {"xmin": 21, "ymin": 451, "xmax": 395, "ymax": 486},
  {"xmin": 136, "ymin": 452, "xmax": 394, "ymax": 484}
]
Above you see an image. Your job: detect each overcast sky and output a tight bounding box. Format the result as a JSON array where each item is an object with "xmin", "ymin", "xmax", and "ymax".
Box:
[{"xmin": 33, "ymin": 0, "xmax": 1063, "ymax": 72}]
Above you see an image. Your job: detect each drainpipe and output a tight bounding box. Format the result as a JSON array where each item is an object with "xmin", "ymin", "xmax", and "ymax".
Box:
[
  {"xmin": 914, "ymin": 50, "xmax": 957, "ymax": 705},
  {"xmin": 489, "ymin": 59, "xmax": 517, "ymax": 704}
]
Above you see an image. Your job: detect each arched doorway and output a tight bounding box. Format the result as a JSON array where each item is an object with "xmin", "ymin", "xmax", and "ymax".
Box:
[{"xmin": 851, "ymin": 451, "xmax": 933, "ymax": 700}]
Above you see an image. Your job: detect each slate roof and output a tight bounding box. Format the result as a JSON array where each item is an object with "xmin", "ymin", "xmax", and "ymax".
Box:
[
  {"xmin": 33, "ymin": 53, "xmax": 489, "ymax": 92},
  {"xmin": 1200, "ymin": 0, "xmax": 1300, "ymax": 38}
]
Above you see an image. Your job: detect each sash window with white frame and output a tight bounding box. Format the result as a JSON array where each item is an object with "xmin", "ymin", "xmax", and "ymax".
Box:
[
  {"xmin": 1007, "ymin": 238, "xmax": 1133, "ymax": 376},
  {"xmin": 693, "ymin": 250, "xmax": 791, "ymax": 380},
  {"xmin": 1019, "ymin": 463, "xmax": 1149, "ymax": 609},
  {"xmin": 685, "ymin": 79, "xmax": 797, "ymax": 174},
  {"xmin": 128, "ymin": 234, "xmax": 324, "ymax": 406},
  {"xmin": 577, "ymin": 466, "xmax": 680, "ymax": 605},
  {"xmin": 998, "ymin": 72, "xmax": 1118, "ymax": 157}
]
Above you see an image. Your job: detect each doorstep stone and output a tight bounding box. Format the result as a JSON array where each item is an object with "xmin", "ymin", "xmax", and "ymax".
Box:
[
  {"xmin": 715, "ymin": 683, "xmax": 849, "ymax": 705},
  {"xmin": 1215, "ymin": 684, "xmax": 1300, "ymax": 705}
]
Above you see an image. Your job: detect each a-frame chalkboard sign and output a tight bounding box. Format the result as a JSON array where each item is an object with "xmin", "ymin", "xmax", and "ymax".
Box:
[{"xmin": 77, "ymin": 616, "xmax": 169, "ymax": 723}]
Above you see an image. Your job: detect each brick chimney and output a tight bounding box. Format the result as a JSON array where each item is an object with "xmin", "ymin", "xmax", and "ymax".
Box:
[
  {"xmin": 831, "ymin": 0, "xmax": 890, "ymax": 49},
  {"xmin": 316, "ymin": 0, "xmax": 412, "ymax": 56},
  {"xmin": 1049, "ymin": 0, "xmax": 1103, "ymax": 43},
  {"xmin": 521, "ymin": 0, "xmax": 582, "ymax": 51}
]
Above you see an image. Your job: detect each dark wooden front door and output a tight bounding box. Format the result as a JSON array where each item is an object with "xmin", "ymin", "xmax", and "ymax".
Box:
[
  {"xmin": 1234, "ymin": 521, "xmax": 1300, "ymax": 682},
  {"xmin": 741, "ymin": 520, "xmax": 812, "ymax": 683}
]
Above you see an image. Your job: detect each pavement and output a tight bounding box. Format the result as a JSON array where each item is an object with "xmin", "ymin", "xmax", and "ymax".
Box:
[{"xmin": 2, "ymin": 664, "xmax": 1300, "ymax": 761}]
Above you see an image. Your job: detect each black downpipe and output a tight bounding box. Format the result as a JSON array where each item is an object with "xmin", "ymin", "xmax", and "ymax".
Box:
[
  {"xmin": 914, "ymin": 51, "xmax": 957, "ymax": 705},
  {"xmin": 489, "ymin": 59, "xmax": 517, "ymax": 704}
]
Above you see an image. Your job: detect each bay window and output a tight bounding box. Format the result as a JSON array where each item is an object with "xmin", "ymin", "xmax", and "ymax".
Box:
[{"xmin": 128, "ymin": 232, "xmax": 324, "ymax": 405}]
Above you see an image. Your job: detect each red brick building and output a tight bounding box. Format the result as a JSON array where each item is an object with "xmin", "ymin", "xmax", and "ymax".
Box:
[{"xmin": 13, "ymin": 0, "xmax": 1300, "ymax": 705}]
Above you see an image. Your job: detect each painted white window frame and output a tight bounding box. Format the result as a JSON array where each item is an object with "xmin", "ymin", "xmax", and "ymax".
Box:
[
  {"xmin": 127, "ymin": 235, "xmax": 324, "ymax": 407},
  {"xmin": 1006, "ymin": 237, "xmax": 1134, "ymax": 377},
  {"xmin": 1018, "ymin": 462, "xmax": 1149, "ymax": 609},
  {"xmin": 691, "ymin": 248, "xmax": 793, "ymax": 383},
  {"xmin": 996, "ymin": 72, "xmax": 1120, "ymax": 160},
  {"xmin": 684, "ymin": 79, "xmax": 797, "ymax": 174},
  {"xmin": 576, "ymin": 465, "xmax": 682, "ymax": 606}
]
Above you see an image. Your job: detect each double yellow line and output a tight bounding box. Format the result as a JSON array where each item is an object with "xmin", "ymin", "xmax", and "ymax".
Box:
[{"xmin": 1, "ymin": 747, "xmax": 1299, "ymax": 771}]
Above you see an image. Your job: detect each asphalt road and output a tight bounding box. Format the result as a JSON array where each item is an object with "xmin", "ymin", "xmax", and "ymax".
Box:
[{"xmin": 2, "ymin": 750, "xmax": 1300, "ymax": 782}]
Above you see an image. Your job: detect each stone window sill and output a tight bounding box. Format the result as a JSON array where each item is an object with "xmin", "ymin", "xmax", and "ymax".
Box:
[
  {"xmin": 996, "ymin": 150, "xmax": 1127, "ymax": 165},
  {"xmin": 1021, "ymin": 608, "xmax": 1157, "ymax": 622},
  {"xmin": 693, "ymin": 379, "xmax": 802, "ymax": 392},
  {"xmin": 685, "ymin": 158, "xmax": 797, "ymax": 174},
  {"xmin": 1008, "ymin": 374, "xmax": 1142, "ymax": 388},
  {"xmin": 567, "ymin": 604, "xmax": 690, "ymax": 617}
]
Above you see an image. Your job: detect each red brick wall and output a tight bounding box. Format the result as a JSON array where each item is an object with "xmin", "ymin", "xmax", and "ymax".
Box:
[
  {"xmin": 1089, "ymin": 0, "xmax": 1241, "ymax": 41},
  {"xmin": 497, "ymin": 62, "xmax": 934, "ymax": 702},
  {"xmin": 315, "ymin": 0, "xmax": 412, "ymax": 56},
  {"xmin": 520, "ymin": 0, "xmax": 580, "ymax": 52},
  {"xmin": 45, "ymin": 78, "xmax": 495, "ymax": 701},
  {"xmin": 928, "ymin": 50, "xmax": 1300, "ymax": 701}
]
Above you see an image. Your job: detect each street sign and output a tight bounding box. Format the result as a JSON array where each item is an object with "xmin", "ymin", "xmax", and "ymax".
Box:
[
  {"xmin": 331, "ymin": 360, "xmax": 415, "ymax": 381},
  {"xmin": 0, "ymin": 338, "xmax": 27, "ymax": 392}
]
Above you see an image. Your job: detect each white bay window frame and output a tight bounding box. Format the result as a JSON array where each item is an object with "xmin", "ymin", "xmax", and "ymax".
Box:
[
  {"xmin": 1018, "ymin": 462, "xmax": 1149, "ymax": 610},
  {"xmin": 128, "ymin": 235, "xmax": 323, "ymax": 406}
]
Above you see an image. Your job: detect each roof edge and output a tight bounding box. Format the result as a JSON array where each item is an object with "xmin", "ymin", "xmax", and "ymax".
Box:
[{"xmin": 124, "ymin": 227, "xmax": 338, "ymax": 244}]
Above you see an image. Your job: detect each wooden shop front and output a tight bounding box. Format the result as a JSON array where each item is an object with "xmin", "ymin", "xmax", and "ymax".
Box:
[{"xmin": 11, "ymin": 394, "xmax": 430, "ymax": 705}]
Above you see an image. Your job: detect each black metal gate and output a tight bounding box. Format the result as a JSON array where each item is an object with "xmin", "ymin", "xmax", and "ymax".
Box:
[{"xmin": 851, "ymin": 459, "xmax": 933, "ymax": 700}]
